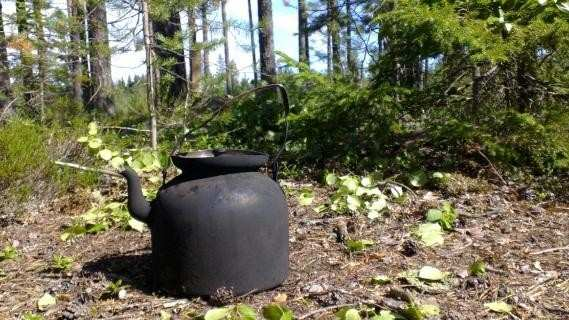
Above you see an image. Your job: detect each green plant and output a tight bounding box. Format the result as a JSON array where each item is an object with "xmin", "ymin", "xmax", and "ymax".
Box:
[
  {"xmin": 102, "ymin": 279, "xmax": 127, "ymax": 299},
  {"xmin": 21, "ymin": 312, "xmax": 45, "ymax": 320},
  {"xmin": 61, "ymin": 201, "xmax": 145, "ymax": 241},
  {"xmin": 204, "ymin": 304, "xmax": 258, "ymax": 320},
  {"xmin": 469, "ymin": 260, "xmax": 486, "ymax": 277},
  {"xmin": 0, "ymin": 244, "xmax": 18, "ymax": 262},
  {"xmin": 425, "ymin": 202, "xmax": 458, "ymax": 231},
  {"xmin": 51, "ymin": 255, "xmax": 73, "ymax": 272}
]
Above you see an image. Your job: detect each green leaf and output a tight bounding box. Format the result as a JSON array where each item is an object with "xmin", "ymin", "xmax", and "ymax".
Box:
[
  {"xmin": 110, "ymin": 157, "xmax": 125, "ymax": 169},
  {"xmin": 558, "ymin": 2, "xmax": 569, "ymax": 13},
  {"xmin": 426, "ymin": 209, "xmax": 442, "ymax": 222},
  {"xmin": 77, "ymin": 136, "xmax": 88, "ymax": 143},
  {"xmin": 37, "ymin": 292, "xmax": 56, "ymax": 311},
  {"xmin": 361, "ymin": 176, "xmax": 373, "ymax": 187},
  {"xmin": 298, "ymin": 191, "xmax": 314, "ymax": 206},
  {"xmin": 204, "ymin": 308, "xmax": 230, "ymax": 320},
  {"xmin": 88, "ymin": 122, "xmax": 98, "ymax": 135},
  {"xmin": 344, "ymin": 309, "xmax": 361, "ymax": 320},
  {"xmin": 370, "ymin": 275, "xmax": 391, "ymax": 285},
  {"xmin": 0, "ymin": 245, "xmax": 18, "ymax": 261},
  {"xmin": 484, "ymin": 301, "xmax": 512, "ymax": 314},
  {"xmin": 418, "ymin": 266, "xmax": 445, "ymax": 281},
  {"xmin": 469, "ymin": 260, "xmax": 486, "ymax": 277},
  {"xmin": 128, "ymin": 218, "xmax": 146, "ymax": 232},
  {"xmin": 160, "ymin": 310, "xmax": 172, "ymax": 320},
  {"xmin": 325, "ymin": 173, "xmax": 338, "ymax": 186},
  {"xmin": 409, "ymin": 171, "xmax": 427, "ymax": 187},
  {"xmin": 341, "ymin": 176, "xmax": 359, "ymax": 191},
  {"xmin": 346, "ymin": 239, "xmax": 374, "ymax": 252},
  {"xmin": 419, "ymin": 304, "xmax": 440, "ymax": 317},
  {"xmin": 88, "ymin": 138, "xmax": 102, "ymax": 149},
  {"xmin": 369, "ymin": 198, "xmax": 387, "ymax": 211},
  {"xmin": 22, "ymin": 312, "xmax": 44, "ymax": 320},
  {"xmin": 371, "ymin": 310, "xmax": 395, "ymax": 320},
  {"xmin": 98, "ymin": 149, "xmax": 113, "ymax": 161},
  {"xmin": 389, "ymin": 185, "xmax": 404, "ymax": 198},
  {"xmin": 236, "ymin": 304, "xmax": 257, "ymax": 320},
  {"xmin": 262, "ymin": 304, "xmax": 293, "ymax": 320},
  {"xmin": 346, "ymin": 195, "xmax": 361, "ymax": 211},
  {"xmin": 432, "ymin": 172, "xmax": 444, "ymax": 179},
  {"xmin": 416, "ymin": 223, "xmax": 444, "ymax": 247},
  {"xmin": 367, "ymin": 210, "xmax": 381, "ymax": 220}
]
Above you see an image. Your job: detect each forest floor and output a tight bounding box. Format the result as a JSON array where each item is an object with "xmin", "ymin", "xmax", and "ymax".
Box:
[{"xmin": 1, "ymin": 176, "xmax": 569, "ymax": 319}]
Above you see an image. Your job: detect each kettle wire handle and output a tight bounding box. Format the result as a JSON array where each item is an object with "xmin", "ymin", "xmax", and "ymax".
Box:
[{"xmin": 166, "ymin": 84, "xmax": 290, "ymax": 182}]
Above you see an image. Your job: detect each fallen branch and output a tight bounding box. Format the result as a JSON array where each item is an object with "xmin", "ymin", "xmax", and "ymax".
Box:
[
  {"xmin": 477, "ymin": 150, "xmax": 508, "ymax": 185},
  {"xmin": 101, "ymin": 126, "xmax": 151, "ymax": 133},
  {"xmin": 529, "ymin": 245, "xmax": 569, "ymax": 255},
  {"xmin": 54, "ymin": 161, "xmax": 123, "ymax": 178}
]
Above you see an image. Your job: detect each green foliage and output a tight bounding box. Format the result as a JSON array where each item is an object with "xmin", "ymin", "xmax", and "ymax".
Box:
[
  {"xmin": 469, "ymin": 260, "xmax": 487, "ymax": 277},
  {"xmin": 102, "ymin": 279, "xmax": 127, "ymax": 299},
  {"xmin": 61, "ymin": 201, "xmax": 146, "ymax": 241},
  {"xmin": 0, "ymin": 244, "xmax": 18, "ymax": 262},
  {"xmin": 50, "ymin": 255, "xmax": 73, "ymax": 272},
  {"xmin": 425, "ymin": 202, "xmax": 458, "ymax": 231},
  {"xmin": 346, "ymin": 239, "xmax": 374, "ymax": 252},
  {"xmin": 22, "ymin": 312, "xmax": 45, "ymax": 320},
  {"xmin": 262, "ymin": 304, "xmax": 293, "ymax": 320}
]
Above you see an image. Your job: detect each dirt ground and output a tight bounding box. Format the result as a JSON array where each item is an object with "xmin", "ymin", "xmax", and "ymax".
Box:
[{"xmin": 1, "ymin": 177, "xmax": 569, "ymax": 319}]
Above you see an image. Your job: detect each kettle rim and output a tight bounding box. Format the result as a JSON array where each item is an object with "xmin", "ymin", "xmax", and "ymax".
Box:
[{"xmin": 171, "ymin": 149, "xmax": 270, "ymax": 171}]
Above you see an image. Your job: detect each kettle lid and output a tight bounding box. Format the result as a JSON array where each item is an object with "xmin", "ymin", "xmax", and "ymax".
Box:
[{"xmin": 171, "ymin": 149, "xmax": 269, "ymax": 172}]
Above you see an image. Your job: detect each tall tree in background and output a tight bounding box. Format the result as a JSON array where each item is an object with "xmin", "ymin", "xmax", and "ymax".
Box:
[
  {"xmin": 142, "ymin": 0, "xmax": 157, "ymax": 148},
  {"xmin": 77, "ymin": 0, "xmax": 90, "ymax": 106},
  {"xmin": 0, "ymin": 1, "xmax": 11, "ymax": 109},
  {"xmin": 187, "ymin": 7, "xmax": 201, "ymax": 93},
  {"xmin": 257, "ymin": 0, "xmax": 276, "ymax": 84},
  {"xmin": 201, "ymin": 1, "xmax": 210, "ymax": 76},
  {"xmin": 16, "ymin": 0, "xmax": 34, "ymax": 109},
  {"xmin": 247, "ymin": 0, "xmax": 258, "ymax": 85},
  {"xmin": 67, "ymin": 0, "xmax": 83, "ymax": 105},
  {"xmin": 298, "ymin": 0, "xmax": 309, "ymax": 66},
  {"xmin": 221, "ymin": 0, "xmax": 232, "ymax": 94},
  {"xmin": 152, "ymin": 6, "xmax": 186, "ymax": 100},
  {"xmin": 86, "ymin": 0, "xmax": 115, "ymax": 115},
  {"xmin": 345, "ymin": 0, "xmax": 357, "ymax": 77},
  {"xmin": 32, "ymin": 0, "xmax": 47, "ymax": 120},
  {"xmin": 327, "ymin": 0, "xmax": 341, "ymax": 74}
]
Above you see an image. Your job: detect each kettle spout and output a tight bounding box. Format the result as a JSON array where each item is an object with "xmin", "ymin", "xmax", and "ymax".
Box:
[{"xmin": 120, "ymin": 167, "xmax": 151, "ymax": 223}]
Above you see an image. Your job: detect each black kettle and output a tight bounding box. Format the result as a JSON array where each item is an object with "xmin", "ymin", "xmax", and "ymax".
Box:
[{"xmin": 120, "ymin": 85, "xmax": 290, "ymax": 297}]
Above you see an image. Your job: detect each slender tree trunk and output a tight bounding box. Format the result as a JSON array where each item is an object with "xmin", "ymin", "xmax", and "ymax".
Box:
[
  {"xmin": 32, "ymin": 0, "xmax": 46, "ymax": 121},
  {"xmin": 16, "ymin": 0, "xmax": 34, "ymax": 109},
  {"xmin": 77, "ymin": 0, "xmax": 90, "ymax": 106},
  {"xmin": 142, "ymin": 0, "xmax": 157, "ymax": 149},
  {"xmin": 221, "ymin": 0, "xmax": 232, "ymax": 94},
  {"xmin": 247, "ymin": 0, "xmax": 258, "ymax": 85},
  {"xmin": 152, "ymin": 9, "xmax": 186, "ymax": 99},
  {"xmin": 201, "ymin": 1, "xmax": 210, "ymax": 76},
  {"xmin": 188, "ymin": 8, "xmax": 201, "ymax": 93},
  {"xmin": 67, "ymin": 0, "xmax": 83, "ymax": 105},
  {"xmin": 326, "ymin": 30, "xmax": 331, "ymax": 76},
  {"xmin": 258, "ymin": 0, "xmax": 277, "ymax": 84},
  {"xmin": 298, "ymin": 0, "xmax": 309, "ymax": 66},
  {"xmin": 346, "ymin": 0, "xmax": 356, "ymax": 78},
  {"xmin": 328, "ymin": 0, "xmax": 341, "ymax": 74},
  {"xmin": 471, "ymin": 65, "xmax": 481, "ymax": 115},
  {"xmin": 86, "ymin": 0, "xmax": 115, "ymax": 115},
  {"xmin": 0, "ymin": 1, "xmax": 11, "ymax": 109}
]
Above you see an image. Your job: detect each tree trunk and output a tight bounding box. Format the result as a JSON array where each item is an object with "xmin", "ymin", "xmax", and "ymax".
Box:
[
  {"xmin": 471, "ymin": 64, "xmax": 481, "ymax": 115},
  {"xmin": 142, "ymin": 0, "xmax": 157, "ymax": 149},
  {"xmin": 298, "ymin": 0, "xmax": 309, "ymax": 66},
  {"xmin": 221, "ymin": 0, "xmax": 232, "ymax": 94},
  {"xmin": 86, "ymin": 0, "xmax": 115, "ymax": 115},
  {"xmin": 32, "ymin": 0, "xmax": 46, "ymax": 121},
  {"xmin": 326, "ymin": 30, "xmax": 331, "ymax": 76},
  {"xmin": 0, "ymin": 1, "xmax": 11, "ymax": 109},
  {"xmin": 346, "ymin": 0, "xmax": 356, "ymax": 77},
  {"xmin": 328, "ymin": 0, "xmax": 341, "ymax": 74},
  {"xmin": 247, "ymin": 0, "xmax": 258, "ymax": 85},
  {"xmin": 77, "ymin": 0, "xmax": 90, "ymax": 107},
  {"xmin": 152, "ymin": 9, "xmax": 186, "ymax": 100},
  {"xmin": 258, "ymin": 0, "xmax": 277, "ymax": 84},
  {"xmin": 16, "ymin": 0, "xmax": 34, "ymax": 109},
  {"xmin": 201, "ymin": 1, "xmax": 210, "ymax": 76},
  {"xmin": 187, "ymin": 8, "xmax": 201, "ymax": 93},
  {"xmin": 67, "ymin": 0, "xmax": 83, "ymax": 106}
]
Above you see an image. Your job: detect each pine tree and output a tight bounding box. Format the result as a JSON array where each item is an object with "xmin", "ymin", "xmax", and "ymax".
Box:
[
  {"xmin": 86, "ymin": 0, "xmax": 115, "ymax": 115},
  {"xmin": 258, "ymin": 0, "xmax": 276, "ymax": 84},
  {"xmin": 298, "ymin": 0, "xmax": 309, "ymax": 66},
  {"xmin": 221, "ymin": 0, "xmax": 232, "ymax": 94},
  {"xmin": 0, "ymin": 1, "xmax": 11, "ymax": 109}
]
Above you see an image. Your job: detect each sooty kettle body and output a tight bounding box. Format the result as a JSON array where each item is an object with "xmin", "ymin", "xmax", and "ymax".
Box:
[{"xmin": 120, "ymin": 149, "xmax": 289, "ymax": 297}]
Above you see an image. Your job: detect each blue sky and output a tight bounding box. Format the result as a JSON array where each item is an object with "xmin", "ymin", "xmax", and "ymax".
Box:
[
  {"xmin": 110, "ymin": 0, "xmax": 328, "ymax": 81},
  {"xmin": 1, "ymin": 0, "xmax": 327, "ymax": 81}
]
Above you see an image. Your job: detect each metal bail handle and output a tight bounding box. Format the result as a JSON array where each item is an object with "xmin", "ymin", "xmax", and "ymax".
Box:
[{"xmin": 167, "ymin": 84, "xmax": 290, "ymax": 182}]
